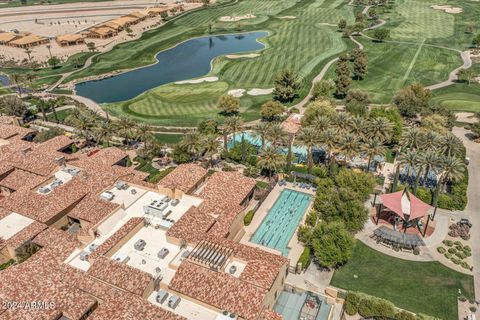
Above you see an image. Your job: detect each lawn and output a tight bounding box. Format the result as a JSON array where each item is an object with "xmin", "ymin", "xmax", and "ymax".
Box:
[
  {"xmin": 331, "ymin": 241, "xmax": 475, "ymax": 319},
  {"xmin": 431, "ymin": 82, "xmax": 480, "ymax": 112},
  {"xmin": 47, "ymin": 108, "xmax": 73, "ymax": 123},
  {"xmin": 153, "ymin": 133, "xmax": 184, "ymax": 145},
  {"xmin": 134, "ymin": 157, "xmax": 175, "ymax": 183},
  {"xmin": 324, "ymin": 38, "xmax": 463, "ymax": 103}
]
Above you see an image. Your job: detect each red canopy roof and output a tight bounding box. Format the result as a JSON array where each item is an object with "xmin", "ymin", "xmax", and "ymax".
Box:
[{"xmin": 380, "ymin": 189, "xmax": 432, "ymax": 220}]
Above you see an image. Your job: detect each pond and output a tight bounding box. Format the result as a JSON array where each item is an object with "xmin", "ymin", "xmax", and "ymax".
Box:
[{"xmin": 75, "ymin": 31, "xmax": 268, "ymax": 103}]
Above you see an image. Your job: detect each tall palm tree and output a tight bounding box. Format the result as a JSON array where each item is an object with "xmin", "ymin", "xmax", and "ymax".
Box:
[
  {"xmin": 334, "ymin": 113, "xmax": 350, "ymax": 132},
  {"xmin": 117, "ymin": 116, "xmax": 135, "ymax": 145},
  {"xmin": 180, "ymin": 130, "xmax": 202, "ymax": 160},
  {"xmin": 257, "ymin": 146, "xmax": 286, "ymax": 179},
  {"xmin": 349, "ymin": 116, "xmax": 367, "ymax": 139},
  {"xmin": 24, "ymin": 48, "xmax": 33, "ymax": 63},
  {"xmin": 420, "ymin": 130, "xmax": 441, "ymax": 152},
  {"xmin": 433, "ymin": 156, "xmax": 466, "ymax": 207},
  {"xmin": 362, "ymin": 138, "xmax": 387, "ymax": 172},
  {"xmin": 439, "ymin": 133, "xmax": 462, "ymax": 158},
  {"xmin": 400, "ymin": 128, "xmax": 423, "ymax": 151},
  {"xmin": 202, "ymin": 134, "xmax": 221, "ymax": 167},
  {"xmin": 224, "ymin": 115, "xmax": 243, "ymax": 149},
  {"xmin": 320, "ymin": 127, "xmax": 341, "ymax": 175},
  {"xmin": 296, "ymin": 126, "xmax": 319, "ymax": 174},
  {"xmin": 397, "ymin": 150, "xmax": 420, "ymax": 182},
  {"xmin": 253, "ymin": 122, "xmax": 270, "ymax": 151},
  {"xmin": 419, "ymin": 150, "xmax": 441, "ymax": 187},
  {"xmin": 368, "ymin": 117, "xmax": 392, "ymax": 142},
  {"xmin": 311, "ymin": 115, "xmax": 330, "ymax": 133},
  {"xmin": 93, "ymin": 121, "xmax": 115, "ymax": 146},
  {"xmin": 36, "ymin": 100, "xmax": 48, "ymax": 121},
  {"xmin": 339, "ymin": 133, "xmax": 361, "ymax": 164},
  {"xmin": 266, "ymin": 123, "xmax": 288, "ymax": 148},
  {"xmin": 135, "ymin": 123, "xmax": 154, "ymax": 150},
  {"xmin": 73, "ymin": 114, "xmax": 94, "ymax": 142},
  {"xmin": 11, "ymin": 74, "xmax": 24, "ymax": 97}
]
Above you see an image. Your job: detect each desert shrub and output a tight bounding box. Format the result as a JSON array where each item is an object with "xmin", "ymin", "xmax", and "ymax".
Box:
[
  {"xmin": 448, "ymin": 248, "xmax": 456, "ymax": 254},
  {"xmin": 443, "ymin": 240, "xmax": 453, "ymax": 247},
  {"xmin": 243, "ymin": 210, "xmax": 255, "ymax": 226},
  {"xmin": 413, "ymin": 247, "xmax": 420, "ymax": 255},
  {"xmin": 453, "ymin": 240, "xmax": 462, "ymax": 246},
  {"xmin": 464, "ymin": 245, "xmax": 471, "ymax": 252},
  {"xmin": 444, "ymin": 253, "xmax": 452, "ymax": 259},
  {"xmin": 461, "ymin": 261, "xmax": 470, "ymax": 269},
  {"xmin": 470, "ymin": 306, "xmax": 477, "ymax": 312},
  {"xmin": 451, "ymin": 258, "xmax": 461, "ymax": 265},
  {"xmin": 437, "ymin": 247, "xmax": 446, "ymax": 254}
]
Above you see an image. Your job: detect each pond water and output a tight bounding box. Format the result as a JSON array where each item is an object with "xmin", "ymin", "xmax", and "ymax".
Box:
[{"xmin": 75, "ymin": 31, "xmax": 268, "ymax": 103}]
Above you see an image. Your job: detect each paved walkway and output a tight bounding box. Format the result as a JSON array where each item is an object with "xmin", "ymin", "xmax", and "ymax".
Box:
[{"xmin": 452, "ymin": 126, "xmax": 480, "ymax": 311}]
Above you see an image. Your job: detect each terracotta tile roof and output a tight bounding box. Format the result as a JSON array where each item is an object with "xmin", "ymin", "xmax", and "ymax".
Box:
[
  {"xmin": 33, "ymin": 227, "xmax": 81, "ymax": 252},
  {"xmin": 2, "ymin": 221, "xmax": 47, "ymax": 250},
  {"xmin": 9, "ymin": 34, "xmax": 49, "ymax": 46},
  {"xmin": 281, "ymin": 114, "xmax": 302, "ymax": 135},
  {"xmin": 88, "ymin": 291, "xmax": 185, "ymax": 320},
  {"xmin": 166, "ymin": 206, "xmax": 216, "ymax": 243},
  {"xmin": 0, "ymin": 168, "xmax": 46, "ymax": 191},
  {"xmin": 0, "ymin": 123, "xmax": 34, "ymax": 140},
  {"xmin": 87, "ymin": 257, "xmax": 152, "ymax": 296},
  {"xmin": 67, "ymin": 194, "xmax": 119, "ymax": 224},
  {"xmin": 169, "ymin": 261, "xmax": 267, "ymax": 320},
  {"xmin": 90, "ymin": 217, "xmax": 143, "ymax": 259},
  {"xmin": 159, "ymin": 163, "xmax": 207, "ymax": 193}
]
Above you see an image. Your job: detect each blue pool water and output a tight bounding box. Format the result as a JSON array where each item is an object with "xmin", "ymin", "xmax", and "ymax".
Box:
[
  {"xmin": 228, "ymin": 132, "xmax": 311, "ymax": 163},
  {"xmin": 75, "ymin": 31, "xmax": 267, "ymax": 103},
  {"xmin": 250, "ymin": 188, "xmax": 312, "ymax": 256}
]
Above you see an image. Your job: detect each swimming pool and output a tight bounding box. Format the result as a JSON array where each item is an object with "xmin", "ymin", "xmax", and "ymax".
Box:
[{"xmin": 250, "ymin": 188, "xmax": 312, "ymax": 256}]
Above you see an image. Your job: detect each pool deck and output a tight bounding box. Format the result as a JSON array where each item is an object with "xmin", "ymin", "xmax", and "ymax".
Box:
[{"xmin": 240, "ymin": 182, "xmax": 315, "ymax": 266}]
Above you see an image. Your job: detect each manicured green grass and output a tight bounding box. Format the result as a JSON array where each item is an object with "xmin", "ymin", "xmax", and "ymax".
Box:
[
  {"xmin": 47, "ymin": 108, "xmax": 73, "ymax": 122},
  {"xmin": 324, "ymin": 38, "xmax": 463, "ymax": 103},
  {"xmin": 431, "ymin": 82, "xmax": 480, "ymax": 112},
  {"xmin": 153, "ymin": 133, "xmax": 184, "ymax": 145},
  {"xmin": 331, "ymin": 241, "xmax": 475, "ymax": 319},
  {"xmin": 0, "ymin": 87, "xmax": 12, "ymax": 95}
]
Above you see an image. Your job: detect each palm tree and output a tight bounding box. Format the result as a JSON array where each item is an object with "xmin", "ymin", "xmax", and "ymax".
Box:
[
  {"xmin": 420, "ymin": 131, "xmax": 441, "ymax": 152},
  {"xmin": 180, "ymin": 130, "xmax": 202, "ymax": 160},
  {"xmin": 362, "ymin": 138, "xmax": 387, "ymax": 172},
  {"xmin": 253, "ymin": 122, "xmax": 270, "ymax": 151},
  {"xmin": 349, "ymin": 116, "xmax": 367, "ymax": 139},
  {"xmin": 11, "ymin": 74, "xmax": 24, "ymax": 97},
  {"xmin": 73, "ymin": 114, "xmax": 94, "ymax": 142},
  {"xmin": 398, "ymin": 150, "xmax": 420, "ymax": 181},
  {"xmin": 439, "ymin": 133, "xmax": 462, "ymax": 158},
  {"xmin": 296, "ymin": 126, "xmax": 319, "ymax": 174},
  {"xmin": 400, "ymin": 128, "xmax": 423, "ymax": 151},
  {"xmin": 24, "ymin": 48, "xmax": 33, "ymax": 63},
  {"xmin": 117, "ymin": 116, "xmax": 135, "ymax": 145},
  {"xmin": 368, "ymin": 117, "xmax": 392, "ymax": 142},
  {"xmin": 311, "ymin": 115, "xmax": 330, "ymax": 133},
  {"xmin": 433, "ymin": 156, "xmax": 466, "ymax": 207},
  {"xmin": 339, "ymin": 133, "xmax": 361, "ymax": 164},
  {"xmin": 419, "ymin": 150, "xmax": 441, "ymax": 187},
  {"xmin": 320, "ymin": 127, "xmax": 341, "ymax": 175},
  {"xmin": 93, "ymin": 121, "xmax": 115, "ymax": 146},
  {"xmin": 202, "ymin": 134, "xmax": 221, "ymax": 167},
  {"xmin": 334, "ymin": 113, "xmax": 350, "ymax": 132},
  {"xmin": 266, "ymin": 123, "xmax": 288, "ymax": 148},
  {"xmin": 257, "ymin": 146, "xmax": 286, "ymax": 179},
  {"xmin": 224, "ymin": 115, "xmax": 243, "ymax": 149},
  {"xmin": 135, "ymin": 123, "xmax": 154, "ymax": 150},
  {"xmin": 36, "ymin": 100, "xmax": 48, "ymax": 121}
]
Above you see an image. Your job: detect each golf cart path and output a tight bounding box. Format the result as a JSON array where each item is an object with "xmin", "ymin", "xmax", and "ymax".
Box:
[{"xmin": 452, "ymin": 126, "xmax": 480, "ymax": 311}]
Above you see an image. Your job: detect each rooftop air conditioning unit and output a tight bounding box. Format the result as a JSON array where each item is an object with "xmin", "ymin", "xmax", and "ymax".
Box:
[
  {"xmin": 134, "ymin": 239, "xmax": 146, "ymax": 251},
  {"xmin": 156, "ymin": 290, "xmax": 169, "ymax": 304},
  {"xmin": 112, "ymin": 253, "xmax": 130, "ymax": 263},
  {"xmin": 88, "ymin": 243, "xmax": 99, "ymax": 253},
  {"xmin": 229, "ymin": 265, "xmax": 237, "ymax": 274},
  {"xmin": 168, "ymin": 296, "xmax": 181, "ymax": 309},
  {"xmin": 79, "ymin": 251, "xmax": 89, "ymax": 261},
  {"xmin": 39, "ymin": 187, "xmax": 50, "ymax": 194},
  {"xmin": 157, "ymin": 248, "xmax": 169, "ymax": 259}
]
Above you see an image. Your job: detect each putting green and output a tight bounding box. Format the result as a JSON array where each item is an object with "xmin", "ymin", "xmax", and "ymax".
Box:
[{"xmin": 431, "ymin": 83, "xmax": 480, "ymax": 112}]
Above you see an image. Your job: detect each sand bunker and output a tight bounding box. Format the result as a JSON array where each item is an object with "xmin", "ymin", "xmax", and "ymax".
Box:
[
  {"xmin": 431, "ymin": 5, "xmax": 463, "ymax": 14},
  {"xmin": 247, "ymin": 88, "xmax": 273, "ymax": 96},
  {"xmin": 219, "ymin": 14, "xmax": 256, "ymax": 22},
  {"xmin": 225, "ymin": 53, "xmax": 260, "ymax": 59},
  {"xmin": 278, "ymin": 16, "xmax": 296, "ymax": 19},
  {"xmin": 175, "ymin": 77, "xmax": 218, "ymax": 84},
  {"xmin": 228, "ymin": 89, "xmax": 246, "ymax": 97}
]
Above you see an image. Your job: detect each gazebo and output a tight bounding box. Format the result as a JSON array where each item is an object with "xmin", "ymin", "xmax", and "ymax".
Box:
[{"xmin": 376, "ymin": 189, "xmax": 433, "ymax": 237}]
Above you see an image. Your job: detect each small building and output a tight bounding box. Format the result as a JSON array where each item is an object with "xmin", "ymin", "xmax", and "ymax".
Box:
[
  {"xmin": 145, "ymin": 6, "xmax": 170, "ymax": 16},
  {"xmin": 8, "ymin": 34, "xmax": 49, "ymax": 48},
  {"xmin": 128, "ymin": 11, "xmax": 148, "ymax": 22},
  {"xmin": 86, "ymin": 26, "xmax": 118, "ymax": 39},
  {"xmin": 0, "ymin": 32, "xmax": 21, "ymax": 46},
  {"xmin": 56, "ymin": 34, "xmax": 85, "ymax": 47}
]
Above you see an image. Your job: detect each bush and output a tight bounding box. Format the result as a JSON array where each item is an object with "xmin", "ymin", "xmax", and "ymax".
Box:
[
  {"xmin": 345, "ymin": 292, "xmax": 361, "ymax": 315},
  {"xmin": 443, "ymin": 240, "xmax": 453, "ymax": 247},
  {"xmin": 453, "ymin": 240, "xmax": 462, "ymax": 246},
  {"xmin": 415, "ymin": 187, "xmax": 432, "ymax": 204},
  {"xmin": 437, "ymin": 173, "xmax": 468, "ymax": 210},
  {"xmin": 395, "ymin": 310, "xmax": 416, "ymax": 320},
  {"xmin": 311, "ymin": 221, "xmax": 354, "ymax": 268},
  {"xmin": 437, "ymin": 247, "xmax": 446, "ymax": 254},
  {"xmin": 243, "ymin": 210, "xmax": 255, "ymax": 226},
  {"xmin": 451, "ymin": 258, "xmax": 461, "ymax": 265},
  {"xmin": 465, "ymin": 251, "xmax": 472, "ymax": 257},
  {"xmin": 448, "ymin": 248, "xmax": 456, "ymax": 254},
  {"xmin": 444, "ymin": 253, "xmax": 452, "ymax": 259},
  {"xmin": 470, "ymin": 306, "xmax": 477, "ymax": 312},
  {"xmin": 413, "ymin": 247, "xmax": 420, "ymax": 255},
  {"xmin": 297, "ymin": 246, "xmax": 311, "ymax": 270},
  {"xmin": 464, "ymin": 245, "xmax": 471, "ymax": 252},
  {"xmin": 456, "ymin": 252, "xmax": 467, "ymax": 259},
  {"xmin": 461, "ymin": 261, "xmax": 470, "ymax": 269}
]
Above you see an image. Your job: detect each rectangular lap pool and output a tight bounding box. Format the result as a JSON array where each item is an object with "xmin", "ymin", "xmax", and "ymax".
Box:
[{"xmin": 250, "ymin": 188, "xmax": 312, "ymax": 256}]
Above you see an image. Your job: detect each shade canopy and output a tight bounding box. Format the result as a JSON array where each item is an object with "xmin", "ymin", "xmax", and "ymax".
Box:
[{"xmin": 380, "ymin": 189, "xmax": 432, "ymax": 221}]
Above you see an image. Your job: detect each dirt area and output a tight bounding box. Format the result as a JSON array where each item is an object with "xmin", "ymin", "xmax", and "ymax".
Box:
[
  {"xmin": 459, "ymin": 300, "xmax": 478, "ymax": 320},
  {"xmin": 431, "ymin": 5, "xmax": 463, "ymax": 14},
  {"xmin": 247, "ymin": 88, "xmax": 273, "ymax": 96},
  {"xmin": 175, "ymin": 76, "xmax": 218, "ymax": 84},
  {"xmin": 0, "ymin": 0, "xmax": 202, "ymax": 64},
  {"xmin": 278, "ymin": 15, "xmax": 296, "ymax": 19},
  {"xmin": 456, "ymin": 112, "xmax": 478, "ymax": 124},
  {"xmin": 218, "ymin": 14, "xmax": 255, "ymax": 22},
  {"xmin": 225, "ymin": 53, "xmax": 260, "ymax": 59}
]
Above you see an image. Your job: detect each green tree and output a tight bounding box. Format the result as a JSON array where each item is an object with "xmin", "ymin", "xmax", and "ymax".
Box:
[
  {"xmin": 260, "ymin": 100, "xmax": 284, "ymax": 121},
  {"xmin": 198, "ymin": 118, "xmax": 219, "ymax": 135},
  {"xmin": 33, "ymin": 127, "xmax": 64, "ymax": 143},
  {"xmin": 47, "ymin": 56, "xmax": 61, "ymax": 69},
  {"xmin": 86, "ymin": 42, "xmax": 96, "ymax": 52},
  {"xmin": 312, "ymin": 80, "xmax": 334, "ymax": 100},
  {"xmin": 266, "ymin": 123, "xmax": 288, "ymax": 148},
  {"xmin": 433, "ymin": 156, "xmax": 466, "ymax": 207},
  {"xmin": 253, "ymin": 122, "xmax": 270, "ymax": 151},
  {"xmin": 202, "ymin": 134, "xmax": 221, "ymax": 166},
  {"xmin": 345, "ymin": 90, "xmax": 370, "ymax": 115},
  {"xmin": 352, "ymin": 49, "xmax": 368, "ymax": 79},
  {"xmin": 458, "ymin": 68, "xmax": 475, "ymax": 85},
  {"xmin": 24, "ymin": 48, "xmax": 33, "ymax": 63},
  {"xmin": 310, "ymin": 221, "xmax": 354, "ymax": 268},
  {"xmin": 257, "ymin": 146, "xmax": 286, "ymax": 179},
  {"xmin": 339, "ymin": 133, "xmax": 361, "ymax": 163},
  {"xmin": 272, "ymin": 69, "xmax": 301, "ymax": 103},
  {"xmin": 180, "ymin": 130, "xmax": 202, "ymax": 160},
  {"xmin": 217, "ymin": 95, "xmax": 240, "ymax": 116},
  {"xmin": 0, "ymin": 95, "xmax": 25, "ymax": 116},
  {"xmin": 362, "ymin": 138, "xmax": 387, "ymax": 172},
  {"xmin": 472, "ymin": 34, "xmax": 480, "ymax": 48},
  {"xmin": 393, "ymin": 83, "xmax": 431, "ymax": 118},
  {"xmin": 373, "ymin": 28, "xmax": 390, "ymax": 42},
  {"xmin": 367, "ymin": 116, "xmax": 392, "ymax": 142},
  {"xmin": 117, "ymin": 116, "xmax": 135, "ymax": 145},
  {"xmin": 338, "ymin": 18, "xmax": 347, "ymax": 30},
  {"xmin": 296, "ymin": 126, "xmax": 319, "ymax": 174},
  {"xmin": 334, "ymin": 55, "xmax": 351, "ymax": 97}
]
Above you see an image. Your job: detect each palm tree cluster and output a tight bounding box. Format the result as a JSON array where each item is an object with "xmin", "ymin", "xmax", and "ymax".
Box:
[
  {"xmin": 296, "ymin": 111, "xmax": 393, "ymax": 175},
  {"xmin": 391, "ymin": 128, "xmax": 466, "ymax": 206},
  {"xmin": 178, "ymin": 129, "xmax": 221, "ymax": 166}
]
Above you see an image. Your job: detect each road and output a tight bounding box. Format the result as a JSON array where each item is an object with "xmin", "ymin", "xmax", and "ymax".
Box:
[{"xmin": 453, "ymin": 126, "xmax": 480, "ymax": 314}]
